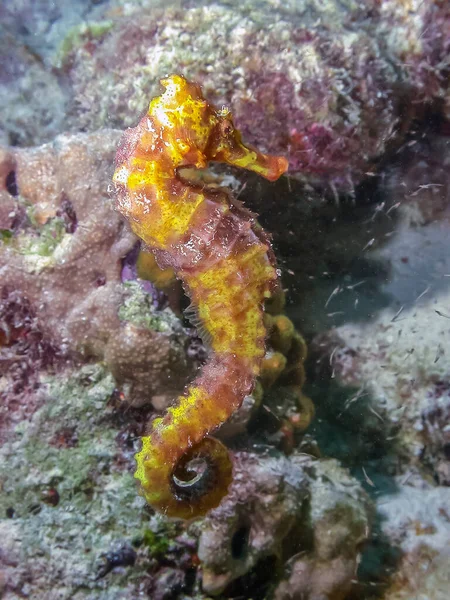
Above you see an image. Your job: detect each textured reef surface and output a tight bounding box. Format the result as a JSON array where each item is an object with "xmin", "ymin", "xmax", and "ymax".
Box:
[
  {"xmin": 1, "ymin": 0, "xmax": 449, "ymax": 191},
  {"xmin": 1, "ymin": 0, "xmax": 450, "ymax": 599}
]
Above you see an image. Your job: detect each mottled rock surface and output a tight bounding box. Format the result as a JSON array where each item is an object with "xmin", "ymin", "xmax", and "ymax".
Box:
[
  {"xmin": 0, "ymin": 364, "xmax": 197, "ymax": 599},
  {"xmin": 61, "ymin": 0, "xmax": 399, "ymax": 191},
  {"xmin": 0, "ymin": 32, "xmax": 66, "ymax": 146},
  {"xmin": 313, "ymin": 134, "xmax": 450, "ymax": 482},
  {"xmin": 0, "ymin": 131, "xmax": 193, "ymax": 408},
  {"xmin": 199, "ymin": 452, "xmax": 371, "ymax": 599},
  {"xmin": 305, "ymin": 129, "xmax": 450, "ymax": 600},
  {"xmin": 2, "ymin": 0, "xmax": 449, "ymax": 190},
  {"xmin": 379, "ymin": 486, "xmax": 450, "ymax": 600}
]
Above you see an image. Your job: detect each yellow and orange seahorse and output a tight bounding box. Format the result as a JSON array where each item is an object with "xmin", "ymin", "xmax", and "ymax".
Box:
[{"xmin": 113, "ymin": 75, "xmax": 288, "ymax": 518}]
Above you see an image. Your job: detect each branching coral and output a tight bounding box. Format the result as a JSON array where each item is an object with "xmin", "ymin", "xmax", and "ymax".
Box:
[{"xmin": 113, "ymin": 75, "xmax": 288, "ymax": 518}]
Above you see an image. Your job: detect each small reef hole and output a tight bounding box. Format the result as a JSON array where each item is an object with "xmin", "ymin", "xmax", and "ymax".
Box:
[
  {"xmin": 5, "ymin": 170, "xmax": 18, "ymax": 197},
  {"xmin": 443, "ymin": 443, "xmax": 450, "ymax": 460},
  {"xmin": 59, "ymin": 196, "xmax": 78, "ymax": 233},
  {"xmin": 231, "ymin": 525, "xmax": 250, "ymax": 560},
  {"xmin": 224, "ymin": 554, "xmax": 279, "ymax": 600}
]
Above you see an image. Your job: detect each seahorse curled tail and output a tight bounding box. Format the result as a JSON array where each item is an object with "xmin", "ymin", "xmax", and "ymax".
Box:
[{"xmin": 113, "ymin": 75, "xmax": 288, "ymax": 518}]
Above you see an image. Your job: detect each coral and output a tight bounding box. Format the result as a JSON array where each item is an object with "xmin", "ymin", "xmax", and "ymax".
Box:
[
  {"xmin": 377, "ymin": 0, "xmax": 450, "ymax": 119},
  {"xmin": 113, "ymin": 74, "xmax": 288, "ymax": 518},
  {"xmin": 2, "ymin": 4, "xmax": 450, "ymax": 597},
  {"xmin": 382, "ymin": 133, "xmax": 450, "ymax": 227},
  {"xmin": 315, "ymin": 287, "xmax": 450, "ymax": 484},
  {"xmin": 296, "ymin": 126, "xmax": 450, "ymax": 598},
  {"xmin": 0, "ymin": 0, "xmax": 107, "ymax": 59},
  {"xmin": 53, "ymin": 0, "xmax": 447, "ymax": 193},
  {"xmin": 198, "ymin": 451, "xmax": 371, "ymax": 598},
  {"xmin": 273, "ymin": 459, "xmax": 371, "ymax": 600},
  {"xmin": 61, "ymin": 1, "xmax": 399, "ymax": 192},
  {"xmin": 0, "ymin": 289, "xmax": 61, "ymax": 442},
  {"xmin": 382, "ymin": 545, "xmax": 450, "ymax": 600},
  {"xmin": 316, "ymin": 241, "xmax": 450, "ymax": 484},
  {"xmin": 2, "ymin": 0, "xmax": 448, "ymax": 185},
  {"xmin": 0, "ymin": 365, "xmax": 144, "ymax": 598},
  {"xmin": 0, "ymin": 130, "xmax": 193, "ymax": 407},
  {"xmin": 0, "ymin": 363, "xmax": 197, "ymax": 599},
  {"xmin": 377, "ymin": 485, "xmax": 450, "ymax": 600},
  {"xmin": 307, "ymin": 130, "xmax": 450, "ymax": 483},
  {"xmin": 55, "ymin": 20, "xmax": 114, "ymax": 69}
]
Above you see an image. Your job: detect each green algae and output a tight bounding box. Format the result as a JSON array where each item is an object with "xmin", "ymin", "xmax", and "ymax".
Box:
[
  {"xmin": 0, "ymin": 229, "xmax": 13, "ymax": 243},
  {"xmin": 9, "ymin": 200, "xmax": 68, "ymax": 262},
  {"xmin": 55, "ymin": 20, "xmax": 114, "ymax": 69},
  {"xmin": 142, "ymin": 529, "xmax": 171, "ymax": 558},
  {"xmin": 140, "ymin": 515, "xmax": 179, "ymax": 559},
  {"xmin": 0, "ymin": 199, "xmax": 67, "ymax": 259},
  {"xmin": 19, "ymin": 216, "xmax": 66, "ymax": 258},
  {"xmin": 0, "ymin": 364, "xmax": 161, "ymax": 597},
  {"xmin": 1, "ymin": 365, "xmax": 115, "ymax": 515},
  {"xmin": 119, "ymin": 280, "xmax": 181, "ymax": 334}
]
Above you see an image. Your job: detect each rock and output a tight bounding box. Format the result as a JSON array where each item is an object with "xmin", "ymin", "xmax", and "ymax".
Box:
[
  {"xmin": 61, "ymin": 1, "xmax": 399, "ymax": 192},
  {"xmin": 2, "ymin": 1, "xmax": 448, "ymax": 189},
  {"xmin": 310, "ymin": 133, "xmax": 450, "ymax": 481},
  {"xmin": 0, "ymin": 32, "xmax": 66, "ymax": 146},
  {"xmin": 0, "ymin": 365, "xmax": 151, "ymax": 599},
  {"xmin": 198, "ymin": 451, "xmax": 371, "ymax": 598},
  {"xmin": 0, "ymin": 131, "xmax": 192, "ymax": 406},
  {"xmin": 378, "ymin": 485, "xmax": 450, "ymax": 600}
]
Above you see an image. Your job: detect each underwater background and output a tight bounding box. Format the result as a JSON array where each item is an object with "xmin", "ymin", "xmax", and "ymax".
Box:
[{"xmin": 0, "ymin": 0, "xmax": 449, "ymax": 598}]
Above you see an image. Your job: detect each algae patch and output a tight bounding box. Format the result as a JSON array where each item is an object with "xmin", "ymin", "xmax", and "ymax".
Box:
[
  {"xmin": 0, "ymin": 364, "xmax": 154, "ymax": 597},
  {"xmin": 119, "ymin": 280, "xmax": 182, "ymax": 334}
]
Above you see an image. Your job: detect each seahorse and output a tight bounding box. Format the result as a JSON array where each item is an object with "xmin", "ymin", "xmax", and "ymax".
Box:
[{"xmin": 113, "ymin": 75, "xmax": 288, "ymax": 518}]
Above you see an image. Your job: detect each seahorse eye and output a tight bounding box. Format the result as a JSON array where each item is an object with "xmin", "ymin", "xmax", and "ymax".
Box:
[{"xmin": 220, "ymin": 119, "xmax": 234, "ymax": 137}]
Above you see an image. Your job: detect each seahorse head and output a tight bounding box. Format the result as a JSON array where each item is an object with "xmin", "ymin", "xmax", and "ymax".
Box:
[{"xmin": 148, "ymin": 75, "xmax": 288, "ymax": 181}]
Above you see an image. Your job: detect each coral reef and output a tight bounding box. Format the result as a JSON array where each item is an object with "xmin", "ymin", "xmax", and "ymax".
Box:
[
  {"xmin": 377, "ymin": 0, "xmax": 450, "ymax": 120},
  {"xmin": 305, "ymin": 126, "xmax": 450, "ymax": 599},
  {"xmin": 60, "ymin": 1, "xmax": 398, "ymax": 192},
  {"xmin": 0, "ymin": 364, "xmax": 196, "ymax": 599},
  {"xmin": 0, "ymin": 359, "xmax": 369, "ymax": 599},
  {"xmin": 382, "ymin": 547, "xmax": 450, "ymax": 600},
  {"xmin": 199, "ymin": 452, "xmax": 371, "ymax": 599},
  {"xmin": 2, "ymin": 0, "xmax": 448, "ymax": 188},
  {"xmin": 218, "ymin": 292, "xmax": 313, "ymax": 452},
  {"xmin": 311, "ymin": 131, "xmax": 450, "ymax": 483},
  {"xmin": 0, "ymin": 0, "xmax": 108, "ymax": 59},
  {"xmin": 379, "ymin": 486, "xmax": 450, "ymax": 600},
  {"xmin": 1, "ymin": 1, "xmax": 449, "ymax": 598},
  {"xmin": 58, "ymin": 1, "xmax": 449, "ymax": 191},
  {"xmin": 0, "ymin": 32, "xmax": 66, "ymax": 146},
  {"xmin": 382, "ymin": 132, "xmax": 450, "ymax": 226},
  {"xmin": 317, "ymin": 290, "xmax": 450, "ymax": 483},
  {"xmin": 0, "ymin": 130, "xmax": 193, "ymax": 407},
  {"xmin": 0, "ymin": 289, "xmax": 61, "ymax": 443}
]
